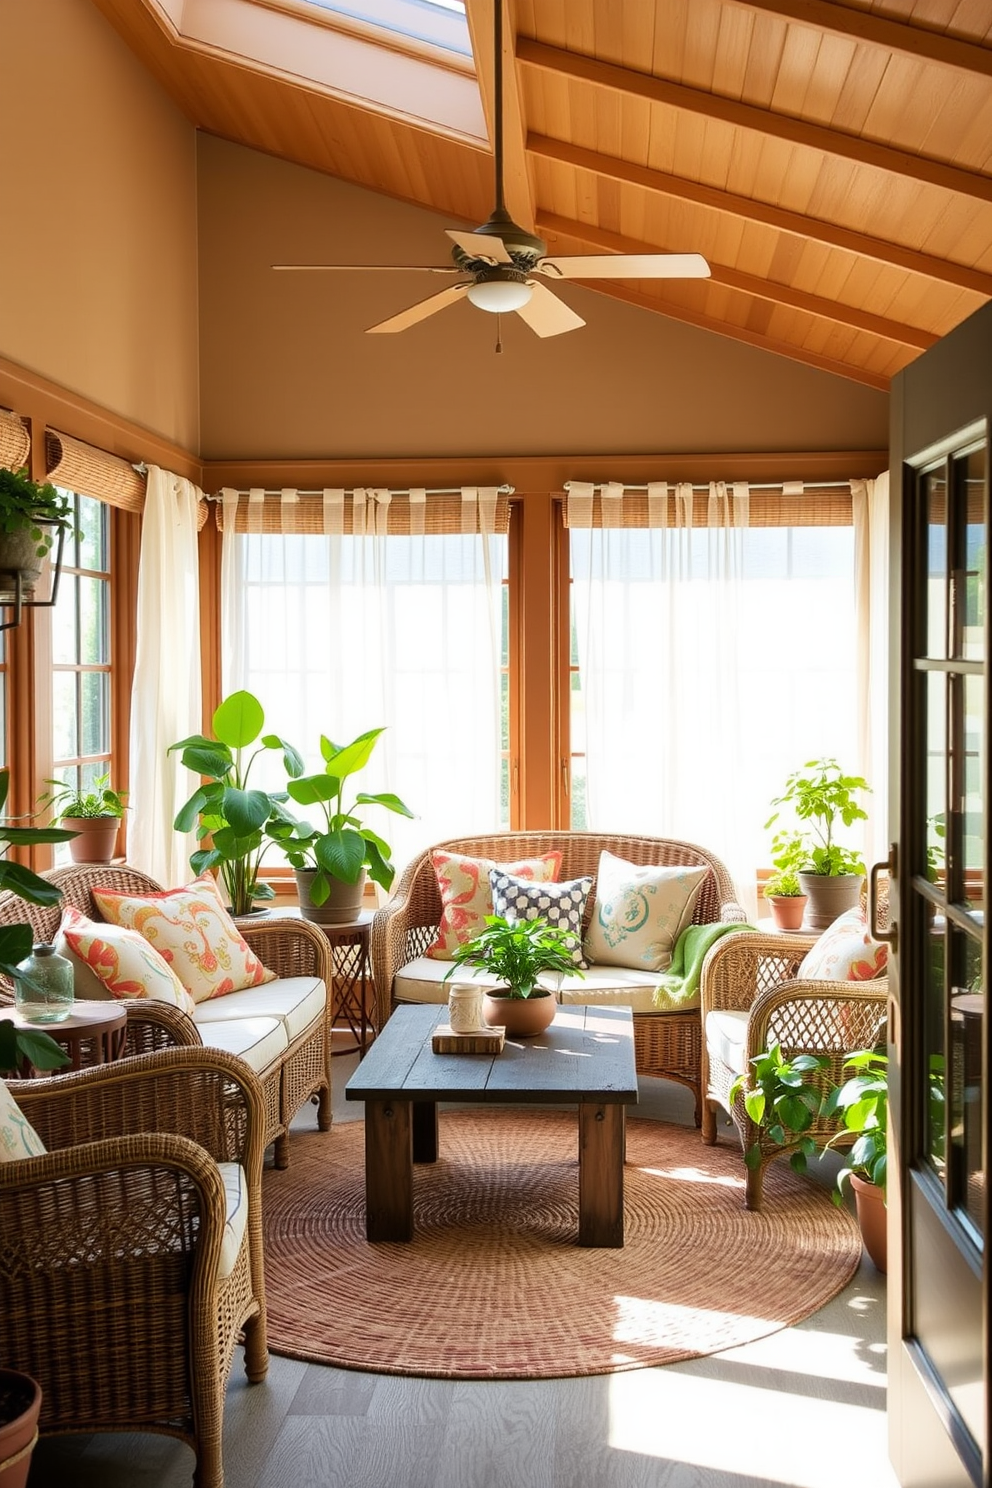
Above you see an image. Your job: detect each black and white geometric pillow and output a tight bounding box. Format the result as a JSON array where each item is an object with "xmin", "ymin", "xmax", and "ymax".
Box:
[{"xmin": 489, "ymin": 869, "xmax": 593, "ymax": 969}]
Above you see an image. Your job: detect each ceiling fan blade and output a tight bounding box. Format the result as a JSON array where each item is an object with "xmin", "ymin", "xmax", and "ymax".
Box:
[
  {"xmin": 514, "ymin": 281, "xmax": 585, "ymax": 338},
  {"xmin": 366, "ymin": 282, "xmax": 471, "ymax": 334},
  {"xmin": 536, "ymin": 252, "xmax": 711, "ymax": 280},
  {"xmin": 272, "ymin": 263, "xmax": 461, "ymax": 274},
  {"xmin": 445, "ymin": 230, "xmax": 514, "ymax": 265}
]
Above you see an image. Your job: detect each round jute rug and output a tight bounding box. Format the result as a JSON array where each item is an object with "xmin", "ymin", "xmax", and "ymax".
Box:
[{"xmin": 261, "ymin": 1110, "xmax": 862, "ymax": 1379}]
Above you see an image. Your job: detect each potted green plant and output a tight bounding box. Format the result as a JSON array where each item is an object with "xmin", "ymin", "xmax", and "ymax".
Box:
[
  {"xmin": 169, "ymin": 690, "xmax": 304, "ymax": 917},
  {"xmin": 442, "ymin": 914, "xmax": 582, "ymax": 1037},
  {"xmin": 38, "ymin": 774, "xmax": 127, "ymax": 865},
  {"xmin": 765, "ymin": 758, "xmax": 871, "ymax": 928},
  {"xmin": 267, "ymin": 726, "xmax": 414, "ymax": 925},
  {"xmin": 0, "ymin": 467, "xmax": 78, "ymax": 601}
]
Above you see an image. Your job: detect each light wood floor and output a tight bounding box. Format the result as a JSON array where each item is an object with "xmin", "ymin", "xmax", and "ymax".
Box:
[{"xmin": 30, "ymin": 1053, "xmax": 899, "ymax": 1488}]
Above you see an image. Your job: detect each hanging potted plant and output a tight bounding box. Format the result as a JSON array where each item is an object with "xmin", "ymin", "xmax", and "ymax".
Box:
[
  {"xmin": 0, "ymin": 467, "xmax": 77, "ymax": 603},
  {"xmin": 38, "ymin": 774, "xmax": 127, "ymax": 865},
  {"xmin": 442, "ymin": 915, "xmax": 582, "ymax": 1037},
  {"xmin": 765, "ymin": 758, "xmax": 871, "ymax": 928},
  {"xmin": 268, "ymin": 727, "xmax": 414, "ymax": 925}
]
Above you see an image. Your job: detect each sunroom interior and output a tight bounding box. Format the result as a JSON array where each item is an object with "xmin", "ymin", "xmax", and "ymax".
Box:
[{"xmin": 1, "ymin": 0, "xmax": 989, "ymax": 1484}]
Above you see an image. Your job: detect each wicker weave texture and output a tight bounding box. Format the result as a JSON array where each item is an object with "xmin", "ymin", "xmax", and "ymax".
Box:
[
  {"xmin": 371, "ymin": 832, "xmax": 745, "ymax": 1120},
  {"xmin": 1, "ymin": 1047, "xmax": 269, "ymax": 1488}
]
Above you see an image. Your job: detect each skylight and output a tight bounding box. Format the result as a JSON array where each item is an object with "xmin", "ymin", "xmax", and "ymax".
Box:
[{"xmin": 297, "ymin": 0, "xmax": 471, "ymax": 57}]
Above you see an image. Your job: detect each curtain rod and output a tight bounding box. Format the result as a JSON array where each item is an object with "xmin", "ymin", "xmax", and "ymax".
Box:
[
  {"xmin": 201, "ymin": 483, "xmax": 515, "ymax": 500},
  {"xmin": 563, "ymin": 479, "xmax": 852, "ymax": 493}
]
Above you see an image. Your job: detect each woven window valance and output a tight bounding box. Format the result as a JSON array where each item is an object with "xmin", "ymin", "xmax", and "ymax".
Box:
[
  {"xmin": 0, "ymin": 409, "xmax": 30, "ymax": 473},
  {"xmin": 46, "ymin": 430, "xmax": 146, "ymax": 512},
  {"xmin": 214, "ymin": 486, "xmax": 511, "ymax": 536},
  {"xmin": 563, "ymin": 480, "xmax": 853, "ymax": 528}
]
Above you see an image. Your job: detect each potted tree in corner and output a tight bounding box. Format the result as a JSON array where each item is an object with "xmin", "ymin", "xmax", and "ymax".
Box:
[
  {"xmin": 39, "ymin": 774, "xmax": 127, "ymax": 865},
  {"xmin": 765, "ymin": 758, "xmax": 871, "ymax": 928}
]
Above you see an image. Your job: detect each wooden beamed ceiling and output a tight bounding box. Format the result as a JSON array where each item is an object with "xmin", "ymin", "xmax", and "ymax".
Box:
[{"xmin": 92, "ymin": 0, "xmax": 992, "ymax": 387}]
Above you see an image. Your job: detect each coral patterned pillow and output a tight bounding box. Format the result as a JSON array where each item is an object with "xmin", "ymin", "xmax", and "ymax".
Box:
[
  {"xmin": 425, "ymin": 851, "xmax": 563, "ymax": 961},
  {"xmin": 92, "ymin": 874, "xmax": 275, "ymax": 1003},
  {"xmin": 59, "ymin": 906, "xmax": 196, "ymax": 1014},
  {"xmin": 0, "ymin": 1080, "xmax": 46, "ymax": 1163},
  {"xmin": 798, "ymin": 906, "xmax": 888, "ymax": 982}
]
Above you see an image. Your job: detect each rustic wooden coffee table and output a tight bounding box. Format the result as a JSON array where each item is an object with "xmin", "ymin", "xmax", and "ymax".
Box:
[{"xmin": 345, "ymin": 1002, "xmax": 638, "ymax": 1247}]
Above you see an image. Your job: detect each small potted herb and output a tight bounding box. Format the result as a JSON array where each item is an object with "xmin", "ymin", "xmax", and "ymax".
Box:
[{"xmin": 40, "ymin": 774, "xmax": 127, "ymax": 865}]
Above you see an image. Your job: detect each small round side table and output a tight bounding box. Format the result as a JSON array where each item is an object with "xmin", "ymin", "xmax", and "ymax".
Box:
[{"xmin": 8, "ymin": 1000, "xmax": 128, "ymax": 1077}]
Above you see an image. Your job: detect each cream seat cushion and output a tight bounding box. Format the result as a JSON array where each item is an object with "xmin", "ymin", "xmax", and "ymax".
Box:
[
  {"xmin": 393, "ymin": 957, "xmax": 669, "ymax": 1016},
  {"xmin": 192, "ymin": 977, "xmax": 325, "ymax": 1044},
  {"xmin": 217, "ymin": 1161, "xmax": 249, "ymax": 1279},
  {"xmin": 194, "ymin": 1015, "xmax": 288, "ymax": 1073},
  {"xmin": 704, "ymin": 1008, "xmax": 749, "ymax": 1076}
]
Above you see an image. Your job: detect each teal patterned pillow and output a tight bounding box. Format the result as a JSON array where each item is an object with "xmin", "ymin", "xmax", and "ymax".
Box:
[
  {"xmin": 584, "ymin": 851, "xmax": 709, "ymax": 972},
  {"xmin": 489, "ymin": 869, "xmax": 593, "ymax": 968}
]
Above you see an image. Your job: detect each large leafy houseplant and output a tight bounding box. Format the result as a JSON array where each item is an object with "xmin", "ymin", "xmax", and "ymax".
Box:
[
  {"xmin": 169, "ymin": 690, "xmax": 304, "ymax": 916},
  {"xmin": 443, "ymin": 915, "xmax": 582, "ymax": 1000},
  {"xmin": 765, "ymin": 757, "xmax": 870, "ymax": 879},
  {"xmin": 0, "ymin": 766, "xmax": 73, "ymax": 1073},
  {"xmin": 267, "ymin": 727, "xmax": 414, "ymax": 906}
]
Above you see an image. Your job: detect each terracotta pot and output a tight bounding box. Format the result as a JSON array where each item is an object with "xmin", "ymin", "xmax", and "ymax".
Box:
[
  {"xmin": 850, "ymin": 1172, "xmax": 887, "ymax": 1273},
  {"xmin": 766, "ymin": 894, "xmax": 808, "ymax": 931},
  {"xmin": 62, "ymin": 816, "xmax": 120, "ymax": 865},
  {"xmin": 294, "ymin": 867, "xmax": 366, "ymax": 925},
  {"xmin": 798, "ymin": 872, "xmax": 862, "ymax": 929},
  {"xmin": 0, "ymin": 1370, "xmax": 41, "ymax": 1488},
  {"xmin": 482, "ymin": 990, "xmax": 557, "ymax": 1038}
]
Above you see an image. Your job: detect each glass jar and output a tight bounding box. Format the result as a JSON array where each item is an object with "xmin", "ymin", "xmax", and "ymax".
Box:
[
  {"xmin": 448, "ymin": 982, "xmax": 483, "ymax": 1034},
  {"xmin": 14, "ymin": 942, "xmax": 74, "ymax": 1023}
]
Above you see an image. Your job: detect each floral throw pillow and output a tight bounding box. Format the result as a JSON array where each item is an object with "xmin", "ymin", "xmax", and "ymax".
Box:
[
  {"xmin": 0, "ymin": 1080, "xmax": 46, "ymax": 1163},
  {"xmin": 59, "ymin": 905, "xmax": 196, "ymax": 1015},
  {"xmin": 92, "ymin": 874, "xmax": 275, "ymax": 1003},
  {"xmin": 798, "ymin": 906, "xmax": 888, "ymax": 982},
  {"xmin": 425, "ymin": 851, "xmax": 562, "ymax": 960},
  {"xmin": 583, "ymin": 852, "xmax": 710, "ymax": 973},
  {"xmin": 489, "ymin": 869, "xmax": 593, "ymax": 969}
]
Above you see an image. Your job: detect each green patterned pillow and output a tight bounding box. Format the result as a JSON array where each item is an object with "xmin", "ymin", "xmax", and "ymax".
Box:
[
  {"xmin": 0, "ymin": 1079, "xmax": 46, "ymax": 1163},
  {"xmin": 584, "ymin": 851, "xmax": 709, "ymax": 973}
]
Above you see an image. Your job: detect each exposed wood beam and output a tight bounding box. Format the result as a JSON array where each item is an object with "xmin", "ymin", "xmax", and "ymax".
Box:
[
  {"xmin": 724, "ymin": 0, "xmax": 992, "ymax": 81},
  {"xmin": 529, "ymin": 135, "xmax": 992, "ymax": 298},
  {"xmin": 518, "ymin": 38, "xmax": 992, "ymax": 204},
  {"xmin": 535, "ymin": 211, "xmax": 938, "ymax": 350},
  {"xmin": 587, "ymin": 281, "xmax": 893, "ymax": 390}
]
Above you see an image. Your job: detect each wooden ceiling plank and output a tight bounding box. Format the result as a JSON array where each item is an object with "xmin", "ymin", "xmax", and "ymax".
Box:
[
  {"xmin": 741, "ymin": 11, "xmax": 789, "ymax": 105},
  {"xmin": 721, "ymin": 0, "xmax": 992, "ymax": 80},
  {"xmin": 517, "ymin": 37, "xmax": 992, "ymax": 202},
  {"xmin": 528, "ymin": 132, "xmax": 992, "ymax": 293},
  {"xmin": 586, "ymin": 278, "xmax": 893, "ymax": 387},
  {"xmin": 534, "ymin": 208, "xmax": 937, "ymax": 346}
]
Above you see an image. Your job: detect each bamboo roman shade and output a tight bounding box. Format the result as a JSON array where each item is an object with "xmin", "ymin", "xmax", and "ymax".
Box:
[
  {"xmin": 45, "ymin": 430, "xmax": 146, "ymax": 511},
  {"xmin": 563, "ymin": 481, "xmax": 852, "ymax": 528},
  {"xmin": 0, "ymin": 410, "xmax": 30, "ymax": 472},
  {"xmin": 214, "ymin": 486, "xmax": 511, "ymax": 536}
]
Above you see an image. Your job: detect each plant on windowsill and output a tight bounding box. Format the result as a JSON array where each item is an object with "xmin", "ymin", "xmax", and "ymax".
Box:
[
  {"xmin": 442, "ymin": 914, "xmax": 583, "ymax": 1037},
  {"xmin": 0, "ymin": 467, "xmax": 79, "ymax": 599},
  {"xmin": 38, "ymin": 773, "xmax": 128, "ymax": 866},
  {"xmin": 765, "ymin": 757, "xmax": 871, "ymax": 928},
  {"xmin": 762, "ymin": 829, "xmax": 809, "ymax": 930},
  {"xmin": 169, "ymin": 690, "xmax": 305, "ymax": 918},
  {"xmin": 266, "ymin": 726, "xmax": 414, "ymax": 927}
]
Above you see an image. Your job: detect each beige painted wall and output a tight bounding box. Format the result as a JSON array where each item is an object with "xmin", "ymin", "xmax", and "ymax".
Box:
[
  {"xmin": 198, "ymin": 134, "xmax": 888, "ymax": 461},
  {"xmin": 0, "ymin": 0, "xmax": 199, "ymax": 451}
]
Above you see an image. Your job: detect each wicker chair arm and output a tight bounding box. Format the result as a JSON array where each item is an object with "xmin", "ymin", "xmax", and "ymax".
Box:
[
  {"xmin": 12, "ymin": 1046, "xmax": 267, "ymax": 1170},
  {"xmin": 744, "ymin": 976, "xmax": 889, "ymax": 1058},
  {"xmin": 238, "ymin": 915, "xmax": 333, "ymax": 987},
  {"xmin": 699, "ymin": 931, "xmax": 810, "ymax": 1015},
  {"xmin": 719, "ymin": 900, "xmax": 749, "ymax": 924},
  {"xmin": 122, "ymin": 1000, "xmax": 202, "ymax": 1055}
]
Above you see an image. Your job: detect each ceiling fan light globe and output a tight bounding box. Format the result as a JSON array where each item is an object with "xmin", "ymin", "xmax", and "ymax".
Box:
[{"xmin": 467, "ymin": 279, "xmax": 533, "ymax": 314}]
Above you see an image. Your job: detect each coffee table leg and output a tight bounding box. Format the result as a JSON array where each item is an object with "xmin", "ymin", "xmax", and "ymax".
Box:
[
  {"xmin": 364, "ymin": 1099, "xmax": 413, "ymax": 1242},
  {"xmin": 578, "ymin": 1103, "xmax": 625, "ymax": 1247},
  {"xmin": 412, "ymin": 1100, "xmax": 438, "ymax": 1163}
]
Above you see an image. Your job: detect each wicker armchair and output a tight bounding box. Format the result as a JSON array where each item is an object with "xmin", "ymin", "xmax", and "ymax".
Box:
[
  {"xmin": 699, "ymin": 928, "xmax": 889, "ymax": 1209},
  {"xmin": 0, "ymin": 1046, "xmax": 268, "ymax": 1488},
  {"xmin": 0, "ymin": 863, "xmax": 333, "ymax": 1167},
  {"xmin": 371, "ymin": 831, "xmax": 746, "ymax": 1120}
]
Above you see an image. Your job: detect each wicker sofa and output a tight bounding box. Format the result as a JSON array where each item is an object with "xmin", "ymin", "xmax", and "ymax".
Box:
[
  {"xmin": 0, "ymin": 863, "xmax": 334, "ymax": 1168},
  {"xmin": 370, "ymin": 831, "xmax": 746, "ymax": 1120}
]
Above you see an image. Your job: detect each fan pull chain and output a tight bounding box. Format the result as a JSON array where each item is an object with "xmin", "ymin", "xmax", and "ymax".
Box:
[{"xmin": 495, "ymin": 313, "xmax": 503, "ymax": 354}]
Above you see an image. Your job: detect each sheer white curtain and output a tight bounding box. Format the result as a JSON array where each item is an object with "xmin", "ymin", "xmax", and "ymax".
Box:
[
  {"xmin": 852, "ymin": 471, "xmax": 891, "ymax": 870},
  {"xmin": 570, "ymin": 480, "xmax": 753, "ymax": 903},
  {"xmin": 128, "ymin": 465, "xmax": 203, "ymax": 886},
  {"xmin": 220, "ymin": 487, "xmax": 506, "ymax": 884}
]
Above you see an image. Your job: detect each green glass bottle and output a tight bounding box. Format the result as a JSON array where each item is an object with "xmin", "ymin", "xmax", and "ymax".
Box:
[{"xmin": 14, "ymin": 942, "xmax": 74, "ymax": 1023}]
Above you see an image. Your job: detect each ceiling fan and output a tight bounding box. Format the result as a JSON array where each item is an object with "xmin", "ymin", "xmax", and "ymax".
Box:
[{"xmin": 272, "ymin": 3, "xmax": 710, "ymax": 338}]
